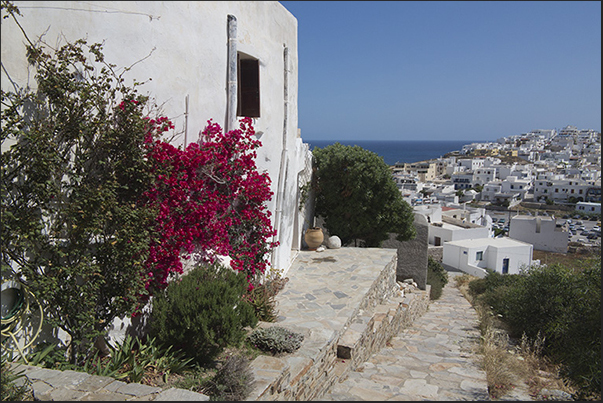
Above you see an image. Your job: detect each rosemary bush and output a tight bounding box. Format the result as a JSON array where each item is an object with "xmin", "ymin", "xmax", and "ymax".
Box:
[{"xmin": 247, "ymin": 326, "xmax": 304, "ymax": 355}]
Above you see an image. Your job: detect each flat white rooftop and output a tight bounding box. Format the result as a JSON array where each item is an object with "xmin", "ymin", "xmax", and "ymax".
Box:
[
  {"xmin": 446, "ymin": 237, "xmax": 532, "ymax": 248},
  {"xmin": 511, "ymin": 214, "xmax": 554, "ymax": 222}
]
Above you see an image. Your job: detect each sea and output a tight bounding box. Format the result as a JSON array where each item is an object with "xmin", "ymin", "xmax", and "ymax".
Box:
[{"xmin": 306, "ymin": 140, "xmax": 477, "ymax": 166}]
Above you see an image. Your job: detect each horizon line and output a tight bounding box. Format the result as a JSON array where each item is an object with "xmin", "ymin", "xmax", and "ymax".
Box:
[{"xmin": 303, "ymin": 139, "xmax": 487, "ymax": 143}]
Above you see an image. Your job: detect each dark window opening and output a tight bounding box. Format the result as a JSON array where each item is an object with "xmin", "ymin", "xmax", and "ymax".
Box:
[{"xmin": 237, "ymin": 55, "xmax": 260, "ymax": 117}]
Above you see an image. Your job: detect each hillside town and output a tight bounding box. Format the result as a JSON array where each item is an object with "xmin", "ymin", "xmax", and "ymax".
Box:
[{"xmin": 391, "ymin": 125, "xmax": 601, "ymax": 277}]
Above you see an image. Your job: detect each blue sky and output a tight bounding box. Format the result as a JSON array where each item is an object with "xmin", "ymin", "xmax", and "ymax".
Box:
[{"xmin": 279, "ymin": 1, "xmax": 601, "ymax": 142}]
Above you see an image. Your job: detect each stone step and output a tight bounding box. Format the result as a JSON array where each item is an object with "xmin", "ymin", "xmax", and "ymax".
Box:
[
  {"xmin": 331, "ymin": 285, "xmax": 430, "ymax": 389},
  {"xmin": 246, "ymin": 277, "xmax": 430, "ymax": 400}
]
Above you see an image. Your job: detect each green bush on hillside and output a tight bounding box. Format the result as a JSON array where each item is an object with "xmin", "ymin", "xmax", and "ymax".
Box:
[
  {"xmin": 149, "ymin": 263, "xmax": 258, "ymax": 364},
  {"xmin": 426, "ymin": 256, "xmax": 448, "ymax": 300},
  {"xmin": 470, "ymin": 258, "xmax": 601, "ymax": 400}
]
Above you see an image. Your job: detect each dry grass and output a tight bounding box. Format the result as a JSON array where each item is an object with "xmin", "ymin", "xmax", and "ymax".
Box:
[
  {"xmin": 533, "ymin": 249, "xmax": 599, "ymax": 268},
  {"xmin": 453, "ymin": 274, "xmax": 575, "ymax": 400}
]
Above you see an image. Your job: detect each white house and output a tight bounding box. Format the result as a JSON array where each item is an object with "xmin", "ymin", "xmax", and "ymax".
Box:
[
  {"xmin": 425, "ymin": 206, "xmax": 491, "ymax": 246},
  {"xmin": 482, "ymin": 162, "xmax": 517, "ymax": 180},
  {"xmin": 441, "ymin": 205, "xmax": 489, "ymax": 226},
  {"xmin": 481, "ymin": 181, "xmax": 503, "ymax": 202},
  {"xmin": 1, "ymin": 1, "xmax": 312, "ymax": 277},
  {"xmin": 443, "ymin": 238, "xmax": 534, "ymax": 278},
  {"xmin": 457, "ymin": 158, "xmax": 485, "ymax": 171},
  {"xmin": 500, "ymin": 176, "xmax": 532, "ymax": 200},
  {"xmin": 576, "ymin": 202, "xmax": 601, "ymax": 214},
  {"xmin": 428, "ymin": 218, "xmax": 491, "ymax": 247},
  {"xmin": 451, "ymin": 172, "xmax": 474, "ymax": 190},
  {"xmin": 508, "ymin": 215, "xmax": 568, "ymax": 253},
  {"xmin": 473, "ymin": 167, "xmax": 497, "ymax": 186},
  {"xmin": 1, "ymin": 0, "xmax": 313, "ymax": 348},
  {"xmin": 533, "ymin": 177, "xmax": 593, "ymax": 203}
]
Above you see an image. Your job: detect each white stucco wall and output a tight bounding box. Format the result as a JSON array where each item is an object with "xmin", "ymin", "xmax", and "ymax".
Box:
[
  {"xmin": 576, "ymin": 202, "xmax": 601, "ymax": 214},
  {"xmin": 2, "ymin": 1, "xmax": 312, "ymax": 276},
  {"xmin": 443, "ymin": 238, "xmax": 533, "ymax": 278},
  {"xmin": 428, "ymin": 223, "xmax": 490, "ymax": 246},
  {"xmin": 508, "ymin": 215, "xmax": 568, "ymax": 253}
]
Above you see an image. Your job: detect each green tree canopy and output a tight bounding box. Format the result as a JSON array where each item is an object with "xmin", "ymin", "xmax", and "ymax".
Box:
[{"xmin": 312, "ymin": 143, "xmax": 416, "ymax": 247}]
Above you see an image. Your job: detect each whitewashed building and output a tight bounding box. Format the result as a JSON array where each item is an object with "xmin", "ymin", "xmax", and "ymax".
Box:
[
  {"xmin": 2, "ymin": 0, "xmax": 312, "ymax": 276},
  {"xmin": 500, "ymin": 176, "xmax": 532, "ymax": 200},
  {"xmin": 508, "ymin": 215, "xmax": 568, "ymax": 253},
  {"xmin": 451, "ymin": 172, "xmax": 474, "ymax": 190},
  {"xmin": 482, "ymin": 161, "xmax": 516, "ymax": 179},
  {"xmin": 2, "ymin": 1, "xmax": 314, "ymax": 348},
  {"xmin": 428, "ymin": 218, "xmax": 490, "ymax": 247},
  {"xmin": 481, "ymin": 181, "xmax": 503, "ymax": 202},
  {"xmin": 443, "ymin": 238, "xmax": 534, "ymax": 278},
  {"xmin": 458, "ymin": 158, "xmax": 485, "ymax": 171},
  {"xmin": 533, "ymin": 178, "xmax": 593, "ymax": 203},
  {"xmin": 426, "ymin": 206, "xmax": 491, "ymax": 246},
  {"xmin": 473, "ymin": 167, "xmax": 497, "ymax": 186},
  {"xmin": 576, "ymin": 202, "xmax": 601, "ymax": 214}
]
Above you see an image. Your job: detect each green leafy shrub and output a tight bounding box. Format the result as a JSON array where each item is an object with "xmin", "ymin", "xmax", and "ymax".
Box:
[
  {"xmin": 20, "ymin": 343, "xmax": 70, "ymax": 369},
  {"xmin": 426, "ymin": 257, "xmax": 448, "ymax": 300},
  {"xmin": 19, "ymin": 336, "xmax": 193, "ymax": 384},
  {"xmin": 149, "ymin": 263, "xmax": 257, "ymax": 364},
  {"xmin": 247, "ymin": 326, "xmax": 304, "ymax": 355},
  {"xmin": 468, "ymin": 278, "xmax": 488, "ymax": 296},
  {"xmin": 246, "ymin": 283, "xmax": 277, "ymax": 322},
  {"xmin": 474, "ymin": 258, "xmax": 601, "ymax": 399},
  {"xmin": 468, "ymin": 270, "xmax": 525, "ymax": 300},
  {"xmin": 204, "ymin": 354, "xmax": 254, "ymax": 401}
]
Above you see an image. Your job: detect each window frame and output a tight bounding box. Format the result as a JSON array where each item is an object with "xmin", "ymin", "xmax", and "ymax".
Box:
[{"xmin": 237, "ymin": 53, "xmax": 260, "ymax": 118}]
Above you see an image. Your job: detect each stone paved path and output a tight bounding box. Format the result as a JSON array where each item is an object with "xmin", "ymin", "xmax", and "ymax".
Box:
[{"xmin": 319, "ymin": 272, "xmax": 491, "ymax": 401}]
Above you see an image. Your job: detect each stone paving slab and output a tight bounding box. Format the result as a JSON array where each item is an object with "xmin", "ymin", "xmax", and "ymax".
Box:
[
  {"xmin": 154, "ymin": 387, "xmax": 210, "ymax": 401},
  {"xmin": 9, "ymin": 362, "xmax": 209, "ymax": 401}
]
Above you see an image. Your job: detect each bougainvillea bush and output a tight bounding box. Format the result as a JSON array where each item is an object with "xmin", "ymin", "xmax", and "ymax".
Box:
[
  {"xmin": 142, "ymin": 117, "xmax": 278, "ymax": 297},
  {"xmin": 1, "ymin": 2, "xmax": 276, "ymax": 363}
]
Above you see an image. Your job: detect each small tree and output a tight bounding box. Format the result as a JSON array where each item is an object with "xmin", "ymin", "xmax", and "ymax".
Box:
[
  {"xmin": 312, "ymin": 143, "xmax": 415, "ymax": 247},
  {"xmin": 1, "ymin": 4, "xmax": 158, "ymax": 362}
]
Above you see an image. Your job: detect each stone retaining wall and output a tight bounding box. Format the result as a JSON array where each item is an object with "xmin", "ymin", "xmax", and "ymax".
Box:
[
  {"xmin": 246, "ymin": 254, "xmax": 430, "ymax": 401},
  {"xmin": 381, "ymin": 213, "xmax": 429, "ymax": 290},
  {"xmin": 428, "ymin": 245, "xmax": 444, "ymax": 262}
]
